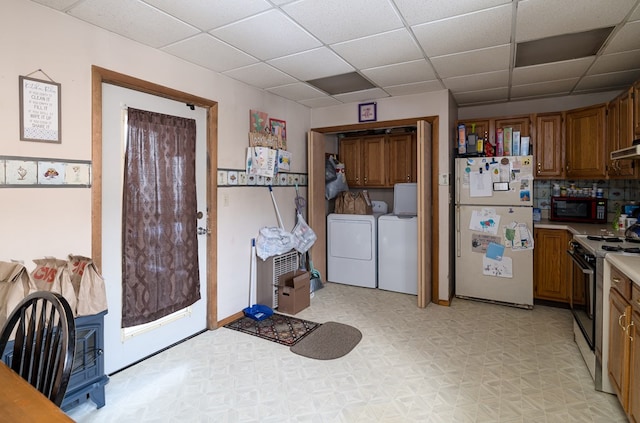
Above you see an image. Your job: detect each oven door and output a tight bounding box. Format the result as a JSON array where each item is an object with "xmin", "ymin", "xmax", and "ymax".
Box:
[{"xmin": 567, "ymin": 249, "xmax": 595, "ymax": 350}]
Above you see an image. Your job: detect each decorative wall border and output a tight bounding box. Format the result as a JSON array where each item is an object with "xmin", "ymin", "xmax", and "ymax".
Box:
[
  {"xmin": 217, "ymin": 168, "xmax": 307, "ymax": 187},
  {"xmin": 0, "ymin": 155, "xmax": 91, "ymax": 188}
]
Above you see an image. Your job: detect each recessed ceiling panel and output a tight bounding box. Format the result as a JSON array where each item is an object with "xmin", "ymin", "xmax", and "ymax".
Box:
[
  {"xmin": 282, "ymin": 0, "xmax": 403, "ymax": 44},
  {"xmin": 162, "ymin": 34, "xmax": 257, "ymax": 72},
  {"xmin": 68, "ymin": 0, "xmax": 199, "ymax": 48},
  {"xmin": 394, "ymin": 0, "xmax": 511, "ymax": 26},
  {"xmin": 516, "ymin": 0, "xmax": 635, "ymax": 42},
  {"xmin": 211, "ymin": 10, "xmax": 321, "ymax": 60},
  {"xmin": 362, "ymin": 60, "xmax": 437, "ymax": 87},
  {"xmin": 223, "ymin": 63, "xmax": 297, "ymax": 89},
  {"xmin": 331, "ymin": 29, "xmax": 423, "ymax": 70},
  {"xmin": 515, "ymin": 27, "xmax": 613, "ymax": 67},
  {"xmin": 413, "ymin": 4, "xmax": 512, "ymax": 57},
  {"xmin": 306, "ymin": 72, "xmax": 375, "ymax": 95},
  {"xmin": 144, "ymin": 0, "xmax": 271, "ymax": 31},
  {"xmin": 267, "ymin": 48, "xmax": 354, "ymax": 81}
]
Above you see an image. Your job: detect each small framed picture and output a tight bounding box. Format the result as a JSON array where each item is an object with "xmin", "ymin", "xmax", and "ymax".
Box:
[{"xmin": 358, "ymin": 102, "xmax": 376, "ymax": 122}]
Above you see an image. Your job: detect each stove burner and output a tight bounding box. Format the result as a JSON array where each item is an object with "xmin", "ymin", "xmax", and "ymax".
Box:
[
  {"xmin": 587, "ymin": 235, "xmax": 623, "ymax": 242},
  {"xmin": 624, "ymin": 247, "xmax": 640, "ymax": 254},
  {"xmin": 602, "ymin": 245, "xmax": 623, "ymax": 251},
  {"xmin": 625, "ymin": 237, "xmax": 640, "ymax": 244}
]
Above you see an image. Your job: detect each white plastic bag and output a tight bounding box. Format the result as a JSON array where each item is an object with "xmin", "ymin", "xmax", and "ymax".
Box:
[
  {"xmin": 255, "ymin": 226, "xmax": 297, "ymax": 260},
  {"xmin": 292, "ymin": 213, "xmax": 317, "ymax": 254}
]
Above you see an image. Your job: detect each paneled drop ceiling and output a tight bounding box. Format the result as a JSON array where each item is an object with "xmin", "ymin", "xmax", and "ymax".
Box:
[{"xmin": 30, "ymin": 0, "xmax": 640, "ymax": 108}]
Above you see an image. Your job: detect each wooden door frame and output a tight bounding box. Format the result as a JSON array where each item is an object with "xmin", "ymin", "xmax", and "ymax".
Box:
[
  {"xmin": 90, "ymin": 66, "xmax": 219, "ymax": 329},
  {"xmin": 310, "ymin": 116, "xmax": 440, "ymax": 306}
]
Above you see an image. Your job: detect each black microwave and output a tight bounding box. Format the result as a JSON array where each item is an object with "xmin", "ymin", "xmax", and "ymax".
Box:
[{"xmin": 550, "ymin": 197, "xmax": 607, "ymax": 223}]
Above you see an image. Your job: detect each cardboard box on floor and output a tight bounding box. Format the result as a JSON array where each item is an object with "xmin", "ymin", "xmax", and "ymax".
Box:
[{"xmin": 277, "ymin": 270, "xmax": 310, "ymax": 315}]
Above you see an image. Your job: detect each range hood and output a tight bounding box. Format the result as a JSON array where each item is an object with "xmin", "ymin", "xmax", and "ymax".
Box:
[{"xmin": 611, "ymin": 141, "xmax": 640, "ymax": 160}]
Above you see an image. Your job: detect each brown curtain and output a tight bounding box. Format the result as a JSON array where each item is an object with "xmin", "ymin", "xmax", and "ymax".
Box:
[{"xmin": 121, "ymin": 108, "xmax": 201, "ymax": 328}]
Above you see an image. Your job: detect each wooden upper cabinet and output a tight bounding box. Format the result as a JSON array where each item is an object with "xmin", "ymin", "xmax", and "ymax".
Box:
[
  {"xmin": 339, "ymin": 137, "xmax": 362, "ymax": 186},
  {"xmin": 361, "ymin": 136, "xmax": 386, "ymax": 186},
  {"xmin": 565, "ymin": 104, "xmax": 607, "ymax": 179},
  {"xmin": 634, "ymin": 80, "xmax": 640, "ymax": 137},
  {"xmin": 607, "ymin": 89, "xmax": 636, "ymax": 178},
  {"xmin": 388, "ymin": 133, "xmax": 415, "ymax": 185},
  {"xmin": 534, "ymin": 113, "xmax": 564, "ymax": 179},
  {"xmin": 457, "ymin": 119, "xmax": 490, "ymax": 142},
  {"xmin": 495, "ymin": 116, "xmax": 531, "ymax": 138}
]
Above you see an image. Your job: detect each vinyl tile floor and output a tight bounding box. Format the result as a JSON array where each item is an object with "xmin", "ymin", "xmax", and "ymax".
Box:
[{"xmin": 67, "ymin": 282, "xmax": 627, "ymax": 423}]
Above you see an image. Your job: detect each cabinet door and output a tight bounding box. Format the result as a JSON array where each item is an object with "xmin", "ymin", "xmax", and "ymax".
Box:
[
  {"xmin": 607, "ymin": 98, "xmax": 620, "ymax": 178},
  {"xmin": 630, "ymin": 310, "xmax": 640, "ymax": 423},
  {"xmin": 534, "ymin": 113, "xmax": 564, "ymax": 179},
  {"xmin": 457, "ymin": 119, "xmax": 490, "ymax": 141},
  {"xmin": 617, "ymin": 89, "xmax": 636, "ymax": 178},
  {"xmin": 339, "ymin": 138, "xmax": 362, "ymax": 187},
  {"xmin": 566, "ymin": 105, "xmax": 607, "ymax": 179},
  {"xmin": 634, "ymin": 81, "xmax": 640, "ymax": 137},
  {"xmin": 609, "ymin": 288, "xmax": 631, "ymax": 410},
  {"xmin": 388, "ymin": 134, "xmax": 414, "ymax": 185},
  {"xmin": 362, "ymin": 136, "xmax": 386, "ymax": 186},
  {"xmin": 533, "ymin": 229, "xmax": 570, "ymax": 302},
  {"xmin": 495, "ymin": 116, "xmax": 531, "ymax": 137}
]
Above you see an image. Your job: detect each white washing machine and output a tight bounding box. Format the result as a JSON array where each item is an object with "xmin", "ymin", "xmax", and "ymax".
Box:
[
  {"xmin": 378, "ymin": 183, "xmax": 418, "ymax": 295},
  {"xmin": 327, "ymin": 201, "xmax": 387, "ymax": 288}
]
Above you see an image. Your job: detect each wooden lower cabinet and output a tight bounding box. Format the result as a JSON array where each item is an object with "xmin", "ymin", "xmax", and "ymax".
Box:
[
  {"xmin": 608, "ymin": 265, "xmax": 640, "ymax": 422},
  {"xmin": 533, "ymin": 229, "xmax": 570, "ymax": 302}
]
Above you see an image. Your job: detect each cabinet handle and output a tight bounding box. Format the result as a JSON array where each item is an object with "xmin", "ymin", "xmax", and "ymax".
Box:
[
  {"xmin": 364, "ymin": 176, "xmax": 367, "ymax": 183},
  {"xmin": 537, "ymin": 162, "xmax": 541, "ymax": 174},
  {"xmin": 612, "ymin": 277, "xmax": 621, "ymax": 285},
  {"xmin": 628, "ymin": 321, "xmax": 634, "ymax": 341},
  {"xmin": 406, "ymin": 175, "xmax": 410, "ymax": 181},
  {"xmin": 619, "ymin": 311, "xmax": 627, "ymax": 330}
]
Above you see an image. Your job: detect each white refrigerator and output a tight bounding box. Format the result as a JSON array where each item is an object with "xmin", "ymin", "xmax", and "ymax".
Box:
[{"xmin": 455, "ymin": 156, "xmax": 535, "ymax": 309}]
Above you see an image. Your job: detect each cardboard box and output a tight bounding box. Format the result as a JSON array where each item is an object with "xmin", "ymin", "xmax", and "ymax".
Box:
[{"xmin": 277, "ymin": 270, "xmax": 310, "ymax": 315}]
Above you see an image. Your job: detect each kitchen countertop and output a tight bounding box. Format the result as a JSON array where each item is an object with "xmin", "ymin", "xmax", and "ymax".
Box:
[
  {"xmin": 606, "ymin": 254, "xmax": 640, "ymax": 285},
  {"xmin": 535, "ymin": 219, "xmax": 620, "ymax": 237}
]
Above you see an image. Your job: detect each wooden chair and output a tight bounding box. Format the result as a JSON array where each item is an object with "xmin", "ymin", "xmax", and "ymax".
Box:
[{"xmin": 0, "ymin": 291, "xmax": 76, "ymax": 407}]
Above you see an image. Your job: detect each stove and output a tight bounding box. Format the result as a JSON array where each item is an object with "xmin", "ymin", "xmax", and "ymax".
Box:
[{"xmin": 574, "ymin": 233, "xmax": 640, "ymax": 257}]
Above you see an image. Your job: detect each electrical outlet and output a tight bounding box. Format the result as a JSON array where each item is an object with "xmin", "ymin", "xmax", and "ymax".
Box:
[{"xmin": 439, "ymin": 174, "xmax": 449, "ymax": 186}]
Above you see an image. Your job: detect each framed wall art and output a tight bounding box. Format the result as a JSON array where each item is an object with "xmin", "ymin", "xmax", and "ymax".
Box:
[
  {"xmin": 19, "ymin": 75, "xmax": 62, "ymax": 143},
  {"xmin": 358, "ymin": 102, "xmax": 377, "ymax": 122}
]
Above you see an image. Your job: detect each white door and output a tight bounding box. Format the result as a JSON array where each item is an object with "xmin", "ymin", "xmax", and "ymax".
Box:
[
  {"xmin": 101, "ymin": 84, "xmax": 208, "ymax": 373},
  {"xmin": 455, "ymin": 205, "xmax": 533, "ymax": 307}
]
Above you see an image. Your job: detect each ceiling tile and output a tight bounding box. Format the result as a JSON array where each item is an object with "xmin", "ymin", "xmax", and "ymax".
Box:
[
  {"xmin": 222, "ymin": 63, "xmax": 297, "ymax": 89},
  {"xmin": 394, "ymin": 0, "xmax": 511, "ymax": 26},
  {"xmin": 31, "ymin": 0, "xmax": 77, "ymax": 9},
  {"xmin": 162, "ymin": 34, "xmax": 257, "ymax": 72},
  {"xmin": 413, "ymin": 4, "xmax": 512, "ymax": 57},
  {"xmin": 210, "ymin": 9, "xmax": 321, "ymax": 60},
  {"xmin": 266, "ymin": 83, "xmax": 327, "ymax": 101},
  {"xmin": 362, "ymin": 60, "xmax": 437, "ymax": 87},
  {"xmin": 332, "ymin": 88, "xmax": 389, "ymax": 103},
  {"xmin": 282, "ymin": 0, "xmax": 403, "ymax": 44},
  {"xmin": 331, "ymin": 29, "xmax": 423, "ymax": 70},
  {"xmin": 383, "ymin": 80, "xmax": 444, "ymax": 96},
  {"xmin": 602, "ymin": 20, "xmax": 640, "ymax": 54},
  {"xmin": 631, "ymin": 4, "xmax": 640, "ymax": 21},
  {"xmin": 267, "ymin": 47, "xmax": 354, "ymax": 81},
  {"xmin": 511, "ymin": 78, "xmax": 579, "ymax": 99},
  {"xmin": 431, "ymin": 45, "xmax": 511, "ymax": 78},
  {"xmin": 443, "ymin": 70, "xmax": 509, "ymax": 93},
  {"xmin": 454, "ymin": 87, "xmax": 509, "ymax": 105},
  {"xmin": 298, "ymin": 97, "xmax": 343, "ymax": 108},
  {"xmin": 144, "ymin": 0, "xmax": 271, "ymax": 31},
  {"xmin": 67, "ymin": 0, "xmax": 200, "ymax": 48},
  {"xmin": 516, "ymin": 0, "xmax": 636, "ymax": 42},
  {"xmin": 512, "ymin": 57, "xmax": 593, "ymax": 85},
  {"xmin": 575, "ymin": 69, "xmax": 640, "ymax": 91},
  {"xmin": 588, "ymin": 50, "xmax": 640, "ymax": 75}
]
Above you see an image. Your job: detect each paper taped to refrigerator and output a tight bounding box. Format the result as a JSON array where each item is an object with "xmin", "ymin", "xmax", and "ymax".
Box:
[
  {"xmin": 469, "ymin": 169, "xmax": 492, "ymax": 197},
  {"xmin": 482, "ymin": 256, "xmax": 513, "ymax": 278},
  {"xmin": 469, "ymin": 209, "xmax": 500, "ymax": 235},
  {"xmin": 503, "ymin": 222, "xmax": 534, "ymax": 250},
  {"xmin": 471, "ymin": 234, "xmax": 502, "ymax": 253}
]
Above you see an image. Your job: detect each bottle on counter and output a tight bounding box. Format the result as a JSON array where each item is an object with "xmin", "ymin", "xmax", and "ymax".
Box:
[{"xmin": 553, "ymin": 183, "xmax": 560, "ymax": 197}]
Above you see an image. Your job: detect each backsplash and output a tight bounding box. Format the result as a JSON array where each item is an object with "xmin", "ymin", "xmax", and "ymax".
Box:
[{"xmin": 534, "ymin": 179, "xmax": 640, "ymax": 220}]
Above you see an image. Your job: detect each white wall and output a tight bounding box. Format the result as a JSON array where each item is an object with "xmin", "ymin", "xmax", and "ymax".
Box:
[
  {"xmin": 311, "ymin": 90, "xmax": 455, "ymax": 302},
  {"xmin": 0, "ymin": 0, "xmax": 311, "ymax": 322}
]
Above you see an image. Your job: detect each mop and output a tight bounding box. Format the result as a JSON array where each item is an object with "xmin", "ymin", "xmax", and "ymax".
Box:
[{"xmin": 243, "ymin": 238, "xmax": 273, "ymax": 321}]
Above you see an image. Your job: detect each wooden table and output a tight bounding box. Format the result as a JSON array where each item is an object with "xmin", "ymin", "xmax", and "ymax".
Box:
[{"xmin": 0, "ymin": 362, "xmax": 74, "ymax": 422}]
